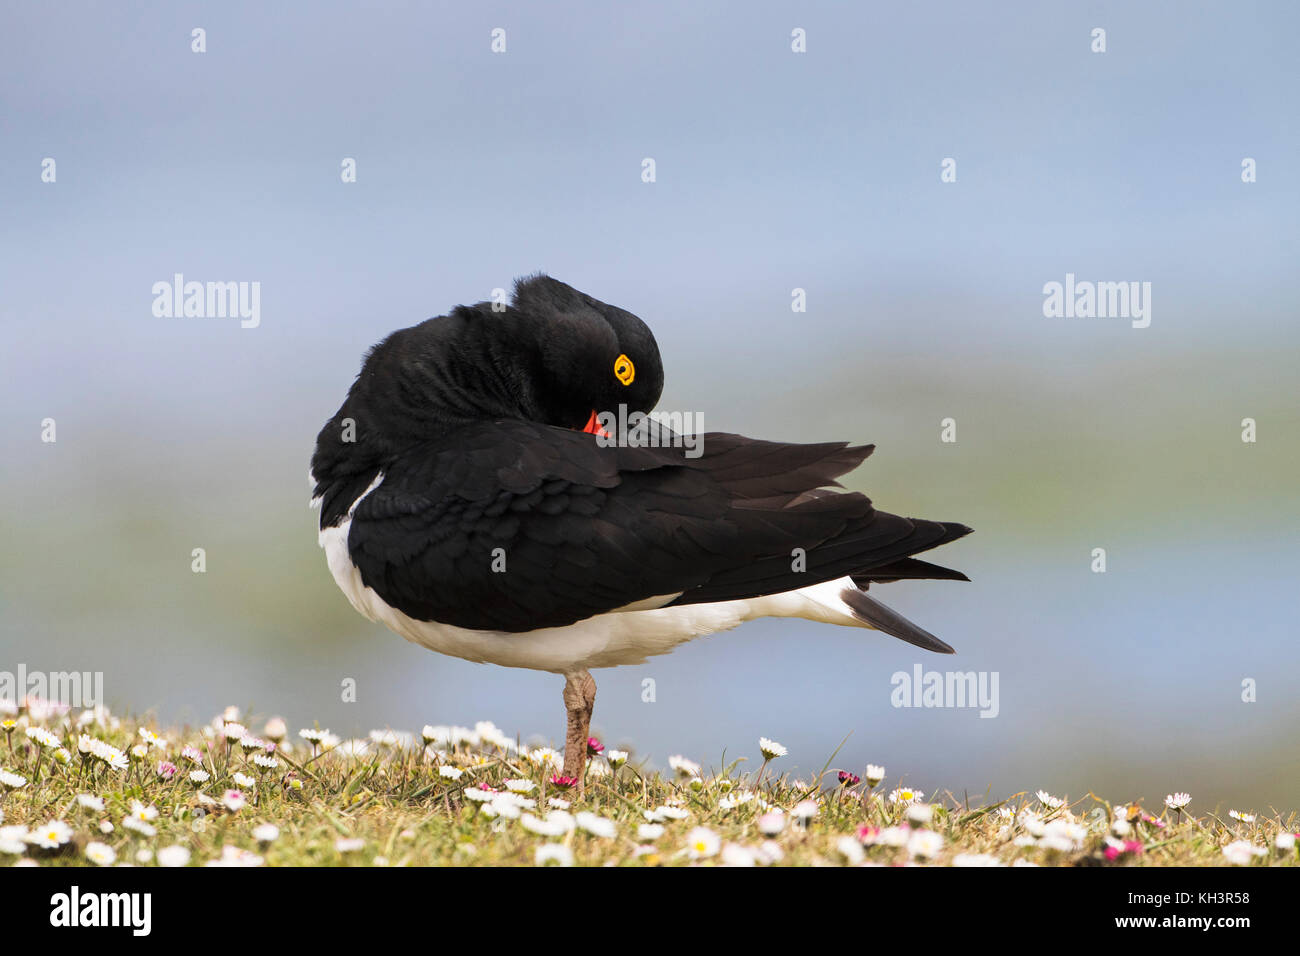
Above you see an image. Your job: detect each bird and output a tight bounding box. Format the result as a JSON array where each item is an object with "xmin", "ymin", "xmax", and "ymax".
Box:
[{"xmin": 310, "ymin": 275, "xmax": 971, "ymax": 785}]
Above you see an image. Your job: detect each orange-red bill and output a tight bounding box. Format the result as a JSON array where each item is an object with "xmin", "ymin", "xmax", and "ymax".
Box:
[{"xmin": 581, "ymin": 409, "xmax": 611, "ymax": 438}]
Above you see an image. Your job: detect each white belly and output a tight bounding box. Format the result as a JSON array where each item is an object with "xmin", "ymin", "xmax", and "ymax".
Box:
[{"xmin": 312, "ymin": 474, "xmax": 870, "ymax": 674}]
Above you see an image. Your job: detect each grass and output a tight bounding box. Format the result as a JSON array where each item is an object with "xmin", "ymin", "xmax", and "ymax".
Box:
[{"xmin": 1, "ymin": 704, "xmax": 1295, "ymax": 867}]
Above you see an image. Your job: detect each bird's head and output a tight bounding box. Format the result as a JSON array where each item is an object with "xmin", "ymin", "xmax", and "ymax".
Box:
[
  {"xmin": 509, "ymin": 274, "xmax": 664, "ymax": 432},
  {"xmin": 313, "ymin": 275, "xmax": 665, "ymax": 484}
]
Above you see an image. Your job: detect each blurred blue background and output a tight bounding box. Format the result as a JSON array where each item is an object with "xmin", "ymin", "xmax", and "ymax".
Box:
[{"xmin": 2, "ymin": 1, "xmax": 1297, "ymax": 809}]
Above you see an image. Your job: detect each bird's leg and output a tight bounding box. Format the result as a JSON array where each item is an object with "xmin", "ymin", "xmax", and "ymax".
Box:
[{"xmin": 562, "ymin": 669, "xmax": 597, "ymax": 789}]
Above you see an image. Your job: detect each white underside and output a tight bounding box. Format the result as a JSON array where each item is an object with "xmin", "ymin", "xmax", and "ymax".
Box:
[{"xmin": 310, "ymin": 472, "xmax": 874, "ymax": 674}]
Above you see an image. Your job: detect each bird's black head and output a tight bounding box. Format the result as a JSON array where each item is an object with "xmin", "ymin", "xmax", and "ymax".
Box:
[
  {"xmin": 510, "ymin": 274, "xmax": 665, "ymax": 431},
  {"xmin": 311, "ymin": 275, "xmax": 665, "ymax": 517}
]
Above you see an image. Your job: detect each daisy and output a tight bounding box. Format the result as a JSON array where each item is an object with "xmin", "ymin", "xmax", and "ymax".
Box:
[
  {"xmin": 535, "ymin": 843, "xmax": 574, "ymax": 866},
  {"xmin": 221, "ymin": 790, "xmax": 247, "ymax": 812},
  {"xmin": 205, "ymin": 846, "xmax": 264, "ymax": 867},
  {"xmin": 252, "ymin": 823, "xmax": 280, "ymax": 843},
  {"xmin": 907, "ymin": 829, "xmax": 945, "ymax": 859},
  {"xmin": 889, "ymin": 786, "xmax": 923, "ymax": 806},
  {"xmin": 574, "ymin": 811, "xmax": 616, "ymax": 838},
  {"xmin": 239, "ymin": 736, "xmax": 267, "ymax": 754},
  {"xmin": 335, "ymin": 838, "xmax": 364, "ymax": 854},
  {"xmin": 952, "ymin": 853, "xmax": 1004, "ymax": 867},
  {"xmin": 262, "ymin": 717, "xmax": 287, "ymax": 742},
  {"xmin": 755, "ymin": 841, "xmax": 785, "ymax": 865},
  {"xmin": 606, "ymin": 749, "xmax": 628, "ymax": 768},
  {"xmin": 1222, "ymin": 840, "xmax": 1265, "ymax": 865},
  {"xmin": 836, "ymin": 836, "xmax": 866, "ymax": 865},
  {"xmin": 0, "ymin": 770, "xmax": 27, "ymax": 790},
  {"xmin": 24, "ymin": 726, "xmax": 60, "ymax": 748},
  {"xmin": 222, "ymin": 722, "xmax": 247, "ymax": 743},
  {"xmin": 758, "ymin": 737, "xmax": 787, "ymax": 760},
  {"xmin": 549, "ymin": 775, "xmax": 579, "ymax": 790},
  {"xmin": 252, "ymin": 753, "xmax": 279, "ymax": 771},
  {"xmin": 686, "ymin": 826, "xmax": 721, "ymax": 859},
  {"xmin": 181, "ymin": 745, "xmax": 203, "ymax": 765},
  {"xmin": 130, "ymin": 744, "xmax": 150, "ymax": 761},
  {"xmin": 139, "ymin": 728, "xmax": 164, "ymax": 748},
  {"xmin": 122, "ymin": 817, "xmax": 157, "ymax": 838},
  {"xmin": 189, "ymin": 770, "xmax": 210, "ymax": 784},
  {"xmin": 1275, "ymin": 832, "xmax": 1296, "ymax": 852},
  {"xmin": 129, "ymin": 801, "xmax": 159, "ymax": 822},
  {"xmin": 1228, "ymin": 810, "xmax": 1256, "ymax": 823},
  {"xmin": 463, "ymin": 787, "xmax": 495, "ymax": 803},
  {"xmin": 649, "ymin": 805, "xmax": 689, "ymax": 822},
  {"xmin": 85, "ymin": 842, "xmax": 116, "ymax": 865},
  {"xmin": 438, "ymin": 765, "xmax": 464, "ymax": 780},
  {"xmin": 865, "ymin": 764, "xmax": 885, "ymax": 787},
  {"xmin": 298, "ymin": 728, "xmax": 328, "ymax": 747},
  {"xmin": 76, "ymin": 794, "xmax": 105, "ymax": 812},
  {"xmin": 232, "ymin": 772, "xmax": 256, "ymax": 789},
  {"xmin": 906, "ymin": 803, "xmax": 935, "ymax": 826},
  {"xmin": 838, "ymin": 770, "xmax": 861, "ymax": 787},
  {"xmin": 757, "ymin": 811, "xmax": 786, "ymax": 836},
  {"xmin": 474, "ymin": 721, "xmax": 511, "ymax": 750},
  {"xmin": 27, "ymin": 820, "xmax": 74, "ymax": 849},
  {"xmin": 792, "ymin": 800, "xmax": 819, "ymax": 823},
  {"xmin": 547, "ymin": 797, "xmax": 571, "ymax": 810},
  {"xmin": 668, "ymin": 755, "xmax": 701, "ymax": 777},
  {"xmin": 156, "ymin": 761, "xmax": 177, "ymax": 780},
  {"xmin": 156, "ymin": 845, "xmax": 191, "ymax": 867},
  {"xmin": 504, "ymin": 779, "xmax": 535, "ymax": 794},
  {"xmin": 1164, "ymin": 792, "xmax": 1191, "ymax": 814},
  {"xmin": 1036, "ymin": 790, "xmax": 1064, "ymax": 810},
  {"xmin": 526, "ymin": 747, "xmax": 563, "ymax": 770},
  {"xmin": 638, "ymin": 823, "xmax": 666, "ymax": 841},
  {"xmin": 721, "ymin": 843, "xmax": 758, "ymax": 866},
  {"xmin": 0, "ymin": 826, "xmax": 28, "ymax": 855}
]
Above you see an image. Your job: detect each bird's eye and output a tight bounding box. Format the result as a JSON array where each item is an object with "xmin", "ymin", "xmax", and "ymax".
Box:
[{"xmin": 614, "ymin": 354, "xmax": 635, "ymax": 386}]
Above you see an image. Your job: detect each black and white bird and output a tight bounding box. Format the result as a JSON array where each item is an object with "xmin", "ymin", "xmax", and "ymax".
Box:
[{"xmin": 310, "ymin": 275, "xmax": 971, "ymax": 782}]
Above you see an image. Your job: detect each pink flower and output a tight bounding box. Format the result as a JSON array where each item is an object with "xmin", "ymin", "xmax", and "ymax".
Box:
[
  {"xmin": 181, "ymin": 746, "xmax": 202, "ymax": 765},
  {"xmin": 586, "ymin": 737, "xmax": 603, "ymax": 756},
  {"xmin": 221, "ymin": 790, "xmax": 246, "ymax": 812},
  {"xmin": 1104, "ymin": 844, "xmax": 1121, "ymax": 861},
  {"xmin": 550, "ymin": 775, "xmax": 579, "ymax": 790},
  {"xmin": 856, "ymin": 825, "xmax": 880, "ymax": 844},
  {"xmin": 156, "ymin": 761, "xmax": 177, "ymax": 780},
  {"xmin": 839, "ymin": 771, "xmax": 861, "ymax": 786},
  {"xmin": 1124, "ymin": 840, "xmax": 1145, "ymax": 855}
]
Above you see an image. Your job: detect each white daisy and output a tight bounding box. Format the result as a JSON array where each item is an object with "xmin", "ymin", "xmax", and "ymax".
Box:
[
  {"xmin": 606, "ymin": 749, "xmax": 628, "ymax": 768},
  {"xmin": 251, "ymin": 753, "xmax": 279, "ymax": 770},
  {"xmin": 889, "ymin": 787, "xmax": 923, "ymax": 806},
  {"xmin": 438, "ymin": 765, "xmax": 464, "ymax": 780},
  {"xmin": 637, "ymin": 823, "xmax": 666, "ymax": 841},
  {"xmin": 1222, "ymin": 840, "xmax": 1265, "ymax": 865},
  {"xmin": 76, "ymin": 794, "xmax": 105, "ymax": 812},
  {"xmin": 252, "ymin": 823, "xmax": 281, "ymax": 843},
  {"xmin": 1164, "ymin": 792, "xmax": 1191, "ymax": 811},
  {"xmin": 335, "ymin": 838, "xmax": 365, "ymax": 854},
  {"xmin": 27, "ymin": 820, "xmax": 74, "ymax": 849},
  {"xmin": 757, "ymin": 810, "xmax": 786, "ymax": 836},
  {"xmin": 574, "ymin": 811, "xmax": 616, "ymax": 838},
  {"xmin": 0, "ymin": 770, "xmax": 27, "ymax": 790},
  {"xmin": 865, "ymin": 764, "xmax": 885, "ymax": 787},
  {"xmin": 121, "ymin": 817, "xmax": 157, "ymax": 838},
  {"xmin": 535, "ymin": 843, "xmax": 574, "ymax": 866},
  {"xmin": 1035, "ymin": 790, "xmax": 1064, "ymax": 810},
  {"xmin": 504, "ymin": 779, "xmax": 535, "ymax": 794},
  {"xmin": 758, "ymin": 737, "xmax": 787, "ymax": 761},
  {"xmin": 84, "ymin": 842, "xmax": 116, "ymax": 865},
  {"xmin": 156, "ymin": 845, "xmax": 191, "ymax": 867},
  {"xmin": 907, "ymin": 829, "xmax": 945, "ymax": 859},
  {"xmin": 686, "ymin": 826, "xmax": 721, "ymax": 859},
  {"xmin": 668, "ymin": 755, "xmax": 701, "ymax": 777},
  {"xmin": 836, "ymin": 835, "xmax": 866, "ymax": 865}
]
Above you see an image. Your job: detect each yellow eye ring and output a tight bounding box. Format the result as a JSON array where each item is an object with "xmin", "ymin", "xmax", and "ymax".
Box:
[{"xmin": 614, "ymin": 354, "xmax": 635, "ymax": 386}]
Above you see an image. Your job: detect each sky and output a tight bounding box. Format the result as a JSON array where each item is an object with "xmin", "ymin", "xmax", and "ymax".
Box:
[{"xmin": 2, "ymin": 1, "xmax": 1297, "ymax": 808}]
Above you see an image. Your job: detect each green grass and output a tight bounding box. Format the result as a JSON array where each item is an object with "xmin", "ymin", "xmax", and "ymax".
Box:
[{"xmin": 1, "ymin": 707, "xmax": 1295, "ymax": 867}]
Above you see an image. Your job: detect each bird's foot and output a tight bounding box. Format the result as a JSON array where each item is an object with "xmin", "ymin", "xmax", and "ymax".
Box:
[{"xmin": 562, "ymin": 670, "xmax": 596, "ymax": 792}]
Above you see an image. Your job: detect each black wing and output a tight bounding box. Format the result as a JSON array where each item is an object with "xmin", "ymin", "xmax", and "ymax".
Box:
[{"xmin": 345, "ymin": 421, "xmax": 969, "ymax": 632}]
